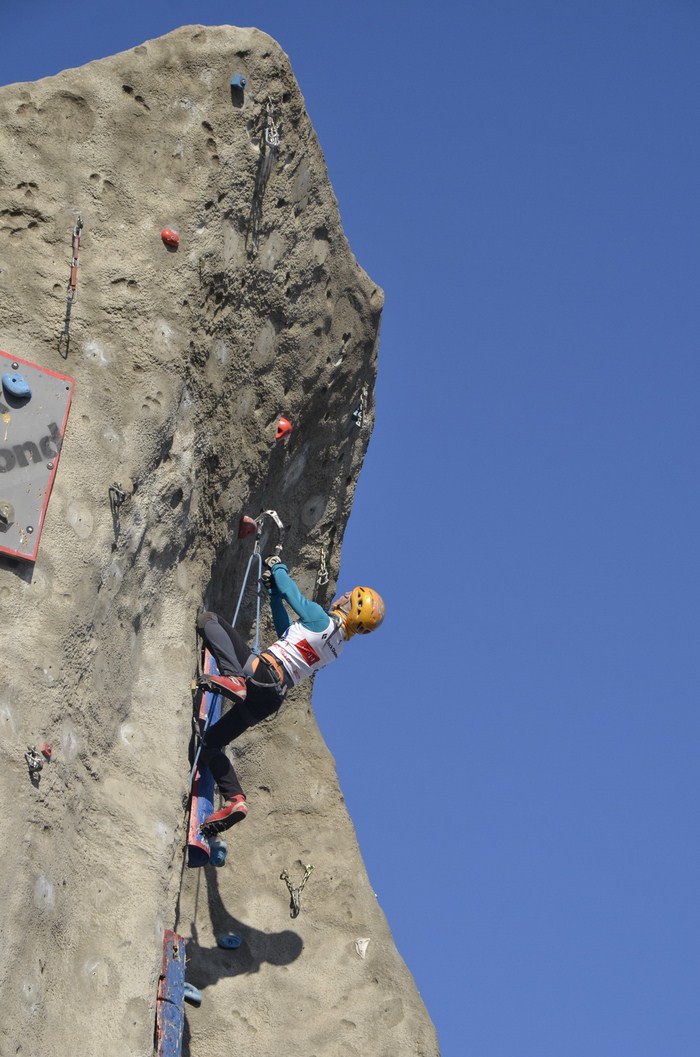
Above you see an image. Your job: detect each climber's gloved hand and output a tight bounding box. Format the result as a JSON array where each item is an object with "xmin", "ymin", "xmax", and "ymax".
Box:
[{"xmin": 262, "ymin": 554, "xmax": 283, "ymax": 591}]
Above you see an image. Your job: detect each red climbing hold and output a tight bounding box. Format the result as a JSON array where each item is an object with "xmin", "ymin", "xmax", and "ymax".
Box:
[
  {"xmin": 40, "ymin": 743, "xmax": 52, "ymax": 761},
  {"xmin": 161, "ymin": 228, "xmax": 180, "ymax": 249},
  {"xmin": 238, "ymin": 516, "xmax": 257, "ymax": 539},
  {"xmin": 276, "ymin": 417, "xmax": 292, "ymax": 441}
]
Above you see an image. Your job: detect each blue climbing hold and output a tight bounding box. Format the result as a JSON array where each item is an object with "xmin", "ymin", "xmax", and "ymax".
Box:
[
  {"xmin": 209, "ymin": 839, "xmax": 228, "ymax": 868},
  {"xmin": 2, "ymin": 372, "xmax": 31, "ymax": 400},
  {"xmin": 230, "ymin": 74, "xmax": 247, "ymax": 90},
  {"xmin": 183, "ymin": 982, "xmax": 202, "ymax": 1007},
  {"xmin": 216, "ymin": 933, "xmax": 242, "ymax": 950}
]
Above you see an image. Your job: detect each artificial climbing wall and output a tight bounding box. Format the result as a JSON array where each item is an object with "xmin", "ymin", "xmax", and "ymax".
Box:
[{"xmin": 0, "ymin": 24, "xmax": 440, "ymax": 1057}]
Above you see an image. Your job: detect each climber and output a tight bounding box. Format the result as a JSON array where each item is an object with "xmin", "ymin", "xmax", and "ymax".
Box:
[{"xmin": 196, "ymin": 558, "xmax": 385, "ymax": 834}]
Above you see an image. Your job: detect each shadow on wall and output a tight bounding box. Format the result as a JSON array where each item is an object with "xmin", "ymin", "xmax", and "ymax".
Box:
[{"xmin": 182, "ymin": 863, "xmax": 303, "ymax": 1055}]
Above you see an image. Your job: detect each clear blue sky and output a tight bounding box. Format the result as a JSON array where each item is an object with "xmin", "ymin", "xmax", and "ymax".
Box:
[{"xmin": 4, "ymin": 3, "xmax": 700, "ymax": 1055}]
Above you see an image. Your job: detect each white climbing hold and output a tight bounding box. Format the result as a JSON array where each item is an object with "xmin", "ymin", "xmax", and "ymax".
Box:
[
  {"xmin": 34, "ymin": 874, "xmax": 55, "ymax": 911},
  {"xmin": 0, "ymin": 701, "xmax": 16, "ymax": 732},
  {"xmin": 101, "ymin": 426, "xmax": 123, "ymax": 449},
  {"xmin": 83, "ymin": 340, "xmax": 109, "ymax": 365},
  {"xmin": 213, "ymin": 339, "xmax": 230, "ymax": 366},
  {"xmin": 61, "ymin": 727, "xmax": 79, "ymax": 761},
  {"xmin": 21, "ymin": 976, "xmax": 43, "ymax": 1013},
  {"xmin": 119, "ymin": 721, "xmax": 139, "ymax": 747},
  {"xmin": 282, "ymin": 448, "xmax": 308, "ymax": 492},
  {"xmin": 154, "ymin": 821, "xmax": 171, "ymax": 845},
  {"xmin": 355, "ymin": 937, "xmax": 370, "ymax": 959},
  {"xmin": 66, "ymin": 501, "xmax": 94, "ymax": 540},
  {"xmin": 301, "ymin": 495, "xmax": 326, "ymax": 528}
]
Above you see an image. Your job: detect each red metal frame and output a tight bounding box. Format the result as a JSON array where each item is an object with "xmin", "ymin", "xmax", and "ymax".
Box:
[{"xmin": 0, "ymin": 349, "xmax": 75, "ymax": 563}]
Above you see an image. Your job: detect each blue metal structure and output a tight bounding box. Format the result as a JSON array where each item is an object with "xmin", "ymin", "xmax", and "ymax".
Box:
[{"xmin": 155, "ymin": 929, "xmax": 187, "ymax": 1056}]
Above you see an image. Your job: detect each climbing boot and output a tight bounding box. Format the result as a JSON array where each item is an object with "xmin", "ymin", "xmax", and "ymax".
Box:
[
  {"xmin": 199, "ymin": 673, "xmax": 247, "ymax": 700},
  {"xmin": 201, "ymin": 795, "xmax": 248, "ymax": 835}
]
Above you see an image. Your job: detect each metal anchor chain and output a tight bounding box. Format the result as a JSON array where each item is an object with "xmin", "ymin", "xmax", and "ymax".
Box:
[
  {"xmin": 264, "ymin": 98, "xmax": 280, "ymax": 148},
  {"xmin": 316, "ymin": 544, "xmax": 329, "ymax": 589},
  {"xmin": 353, "ymin": 385, "xmax": 368, "ymax": 428},
  {"xmin": 67, "ymin": 214, "xmax": 83, "ymax": 305},
  {"xmin": 59, "ymin": 214, "xmax": 83, "ymax": 356},
  {"xmin": 247, "ymin": 99, "xmax": 281, "ymax": 253},
  {"xmin": 280, "ymin": 863, "xmax": 314, "ymax": 918}
]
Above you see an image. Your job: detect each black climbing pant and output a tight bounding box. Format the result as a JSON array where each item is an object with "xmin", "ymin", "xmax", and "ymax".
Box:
[{"xmin": 196, "ymin": 612, "xmax": 285, "ymax": 801}]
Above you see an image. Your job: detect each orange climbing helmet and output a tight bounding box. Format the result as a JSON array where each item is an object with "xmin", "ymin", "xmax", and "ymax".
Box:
[{"xmin": 331, "ymin": 586, "xmax": 385, "ymax": 637}]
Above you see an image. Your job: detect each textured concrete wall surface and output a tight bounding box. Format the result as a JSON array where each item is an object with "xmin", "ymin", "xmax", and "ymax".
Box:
[{"xmin": 0, "ymin": 24, "xmax": 439, "ymax": 1057}]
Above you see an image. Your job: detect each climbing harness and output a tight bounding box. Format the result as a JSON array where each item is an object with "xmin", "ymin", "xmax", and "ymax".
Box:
[
  {"xmin": 280, "ymin": 863, "xmax": 314, "ymax": 918},
  {"xmin": 352, "ymin": 385, "xmax": 368, "ymax": 429},
  {"xmin": 188, "ymin": 509, "xmax": 285, "ymax": 787}
]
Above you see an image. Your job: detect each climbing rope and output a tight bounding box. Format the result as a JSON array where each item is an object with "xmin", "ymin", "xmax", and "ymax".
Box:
[{"xmin": 280, "ymin": 863, "xmax": 314, "ymax": 918}]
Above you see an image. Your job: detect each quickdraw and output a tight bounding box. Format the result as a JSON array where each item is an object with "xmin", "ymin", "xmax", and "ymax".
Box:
[
  {"xmin": 108, "ymin": 482, "xmax": 128, "ymax": 514},
  {"xmin": 24, "ymin": 745, "xmax": 43, "ymax": 775},
  {"xmin": 280, "ymin": 863, "xmax": 314, "ymax": 918}
]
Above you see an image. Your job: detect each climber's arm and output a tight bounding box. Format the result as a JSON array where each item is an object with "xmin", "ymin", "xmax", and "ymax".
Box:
[
  {"xmin": 270, "ymin": 564, "xmax": 329, "ymax": 632},
  {"xmin": 269, "ymin": 586, "xmax": 292, "ymax": 637}
]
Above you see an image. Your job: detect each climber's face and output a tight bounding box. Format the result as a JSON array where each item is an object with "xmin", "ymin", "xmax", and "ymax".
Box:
[{"xmin": 331, "ymin": 591, "xmax": 351, "ymax": 615}]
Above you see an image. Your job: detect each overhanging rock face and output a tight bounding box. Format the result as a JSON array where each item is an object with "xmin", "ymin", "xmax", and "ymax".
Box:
[{"xmin": 0, "ymin": 24, "xmax": 440, "ymax": 1057}]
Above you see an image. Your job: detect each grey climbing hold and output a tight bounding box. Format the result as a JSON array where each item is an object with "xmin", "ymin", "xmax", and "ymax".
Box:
[
  {"xmin": 0, "ymin": 500, "xmax": 15, "ymax": 528},
  {"xmin": 209, "ymin": 839, "xmax": 228, "ymax": 868}
]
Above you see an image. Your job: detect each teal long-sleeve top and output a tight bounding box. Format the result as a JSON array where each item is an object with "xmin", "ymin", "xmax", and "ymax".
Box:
[{"xmin": 268, "ymin": 564, "xmax": 330, "ymax": 636}]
